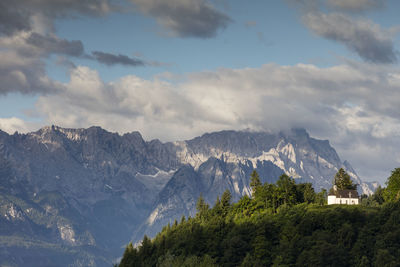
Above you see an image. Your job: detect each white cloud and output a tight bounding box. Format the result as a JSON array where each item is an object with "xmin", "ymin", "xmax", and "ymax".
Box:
[
  {"xmin": 0, "ymin": 117, "xmax": 38, "ymax": 134},
  {"xmin": 29, "ymin": 62, "xmax": 400, "ymax": 183}
]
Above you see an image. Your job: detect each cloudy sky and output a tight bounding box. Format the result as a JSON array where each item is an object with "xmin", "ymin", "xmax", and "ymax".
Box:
[{"xmin": 0, "ymin": 0, "xmax": 400, "ymax": 184}]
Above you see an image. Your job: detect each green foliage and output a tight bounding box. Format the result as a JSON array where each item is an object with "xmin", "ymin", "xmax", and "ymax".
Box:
[
  {"xmin": 119, "ymin": 243, "xmax": 137, "ymax": 267},
  {"xmin": 196, "ymin": 194, "xmax": 209, "ymax": 220},
  {"xmin": 315, "ymin": 189, "xmax": 327, "ymax": 205},
  {"xmin": 276, "ymin": 174, "xmax": 297, "ymax": 205},
  {"xmin": 384, "ymin": 168, "xmax": 400, "ymax": 202},
  {"xmin": 373, "ymin": 186, "xmax": 385, "ymax": 205},
  {"xmin": 118, "ymin": 170, "xmax": 400, "ymax": 267},
  {"xmin": 334, "ymin": 168, "xmax": 357, "ymax": 190},
  {"xmin": 157, "ymin": 253, "xmax": 217, "ymax": 267},
  {"xmin": 250, "ymin": 170, "xmax": 261, "ymax": 197},
  {"xmin": 221, "ymin": 190, "xmax": 232, "ymax": 208}
]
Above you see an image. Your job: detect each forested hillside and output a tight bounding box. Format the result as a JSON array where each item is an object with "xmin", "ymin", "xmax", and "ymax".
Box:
[{"xmin": 118, "ymin": 169, "xmax": 400, "ymax": 267}]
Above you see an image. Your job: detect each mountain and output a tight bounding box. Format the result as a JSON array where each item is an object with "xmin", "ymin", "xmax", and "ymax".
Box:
[{"xmin": 0, "ymin": 126, "xmax": 377, "ymax": 266}]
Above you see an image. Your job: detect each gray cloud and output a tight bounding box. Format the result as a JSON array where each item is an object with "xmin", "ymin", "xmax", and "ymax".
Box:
[
  {"xmin": 303, "ymin": 12, "xmax": 397, "ymax": 63},
  {"xmin": 55, "ymin": 56, "xmax": 77, "ymax": 69},
  {"xmin": 27, "ymin": 33, "xmax": 84, "ymax": 57},
  {"xmin": 0, "ymin": 0, "xmax": 114, "ymax": 95},
  {"xmin": 0, "ymin": 50, "xmax": 63, "ymax": 94},
  {"xmin": 131, "ymin": 0, "xmax": 231, "ymax": 38},
  {"xmin": 27, "ymin": 0, "xmax": 113, "ymax": 17},
  {"xmin": 0, "ymin": 1, "xmax": 31, "ymax": 35},
  {"xmin": 0, "ymin": 0, "xmax": 113, "ymax": 36},
  {"xmin": 1, "ymin": 0, "xmax": 230, "ymax": 39},
  {"xmin": 0, "ymin": 0, "xmax": 165, "ymax": 95},
  {"xmin": 0, "ymin": 0, "xmax": 224, "ymax": 95},
  {"xmin": 0, "ymin": 30, "xmax": 82, "ymax": 94},
  {"xmin": 326, "ymin": 0, "xmax": 384, "ymax": 12},
  {"xmin": 91, "ymin": 51, "xmax": 146, "ymax": 66}
]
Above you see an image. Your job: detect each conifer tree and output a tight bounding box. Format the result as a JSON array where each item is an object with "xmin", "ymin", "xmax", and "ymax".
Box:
[
  {"xmin": 196, "ymin": 194, "xmax": 209, "ymax": 218},
  {"xmin": 250, "ymin": 170, "xmax": 262, "ymax": 197},
  {"xmin": 334, "ymin": 168, "xmax": 356, "ymax": 190},
  {"xmin": 221, "ymin": 190, "xmax": 232, "ymax": 208},
  {"xmin": 119, "ymin": 242, "xmax": 137, "ymax": 267}
]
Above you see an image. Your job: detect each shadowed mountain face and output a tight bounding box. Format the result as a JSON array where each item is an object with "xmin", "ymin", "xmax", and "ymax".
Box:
[{"xmin": 0, "ymin": 126, "xmax": 376, "ymax": 266}]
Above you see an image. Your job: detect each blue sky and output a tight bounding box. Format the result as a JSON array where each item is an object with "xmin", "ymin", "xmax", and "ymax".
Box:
[{"xmin": 1, "ymin": 0, "xmax": 400, "ymax": 183}]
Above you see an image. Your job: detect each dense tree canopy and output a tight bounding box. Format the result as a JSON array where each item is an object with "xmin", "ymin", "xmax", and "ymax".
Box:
[
  {"xmin": 118, "ymin": 168, "xmax": 400, "ymax": 267},
  {"xmin": 384, "ymin": 168, "xmax": 400, "ymax": 202}
]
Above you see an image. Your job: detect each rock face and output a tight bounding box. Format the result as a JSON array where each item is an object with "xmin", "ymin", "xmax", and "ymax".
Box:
[{"xmin": 0, "ymin": 126, "xmax": 376, "ymax": 265}]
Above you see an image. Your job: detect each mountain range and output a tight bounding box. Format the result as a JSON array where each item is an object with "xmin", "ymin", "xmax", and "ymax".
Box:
[{"xmin": 0, "ymin": 126, "xmax": 378, "ymax": 266}]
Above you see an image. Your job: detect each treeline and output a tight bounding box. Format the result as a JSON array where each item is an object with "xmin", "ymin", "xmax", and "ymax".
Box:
[
  {"xmin": 360, "ymin": 168, "xmax": 400, "ymax": 206},
  {"xmin": 118, "ymin": 168, "xmax": 400, "ymax": 267}
]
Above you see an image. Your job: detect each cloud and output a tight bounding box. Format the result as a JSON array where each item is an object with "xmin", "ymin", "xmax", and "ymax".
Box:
[
  {"xmin": 0, "ymin": 117, "xmax": 38, "ymax": 134},
  {"xmin": 35, "ymin": 66, "xmax": 206, "ymax": 140},
  {"xmin": 0, "ymin": 49, "xmax": 63, "ymax": 94},
  {"xmin": 0, "ymin": 0, "xmax": 111, "ymax": 95},
  {"xmin": 0, "ymin": 0, "xmax": 232, "ymax": 39},
  {"xmin": 0, "ymin": 0, "xmax": 225, "ymax": 94},
  {"xmin": 0, "ymin": 31, "xmax": 71, "ymax": 94},
  {"xmin": 30, "ymin": 62, "xmax": 400, "ymax": 182},
  {"xmin": 131, "ymin": 0, "xmax": 231, "ymax": 38},
  {"xmin": 91, "ymin": 51, "xmax": 146, "ymax": 66},
  {"xmin": 326, "ymin": 0, "xmax": 384, "ymax": 12},
  {"xmin": 0, "ymin": 0, "xmax": 157, "ymax": 95},
  {"xmin": 0, "ymin": 31, "xmax": 156, "ymax": 94},
  {"xmin": 27, "ymin": 33, "xmax": 84, "ymax": 57},
  {"xmin": 0, "ymin": 1, "xmax": 31, "ymax": 35},
  {"xmin": 303, "ymin": 12, "xmax": 397, "ymax": 63},
  {"xmin": 0, "ymin": 0, "xmax": 113, "ymax": 36}
]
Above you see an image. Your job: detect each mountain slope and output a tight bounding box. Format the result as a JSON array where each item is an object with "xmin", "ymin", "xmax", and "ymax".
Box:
[
  {"xmin": 0, "ymin": 126, "xmax": 376, "ymax": 265},
  {"xmin": 0, "ymin": 126, "xmax": 179, "ymax": 266},
  {"xmin": 137, "ymin": 129, "xmax": 376, "ymax": 241}
]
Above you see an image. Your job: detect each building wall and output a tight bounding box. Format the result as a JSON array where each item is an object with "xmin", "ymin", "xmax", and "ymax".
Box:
[
  {"xmin": 328, "ymin": 195, "xmax": 336, "ymax": 205},
  {"xmin": 327, "ymin": 196, "xmax": 359, "ymax": 205}
]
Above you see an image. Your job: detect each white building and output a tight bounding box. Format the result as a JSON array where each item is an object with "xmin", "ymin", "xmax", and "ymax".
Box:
[{"xmin": 328, "ymin": 186, "xmax": 359, "ymax": 205}]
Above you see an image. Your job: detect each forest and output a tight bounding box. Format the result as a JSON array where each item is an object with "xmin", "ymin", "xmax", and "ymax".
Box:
[{"xmin": 117, "ymin": 168, "xmax": 400, "ymax": 267}]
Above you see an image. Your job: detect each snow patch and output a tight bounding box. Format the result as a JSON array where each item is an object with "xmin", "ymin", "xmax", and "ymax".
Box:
[
  {"xmin": 58, "ymin": 223, "xmax": 76, "ymax": 245},
  {"xmin": 147, "ymin": 207, "xmax": 160, "ymax": 226},
  {"xmin": 233, "ymin": 181, "xmax": 240, "ymax": 194},
  {"xmin": 105, "ymin": 184, "xmax": 113, "ymax": 190},
  {"xmin": 279, "ymin": 143, "xmax": 297, "ymax": 164},
  {"xmin": 4, "ymin": 205, "xmax": 24, "ymax": 221}
]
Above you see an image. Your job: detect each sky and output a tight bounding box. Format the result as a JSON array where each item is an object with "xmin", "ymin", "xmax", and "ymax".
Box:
[{"xmin": 0, "ymin": 0, "xmax": 400, "ymax": 184}]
